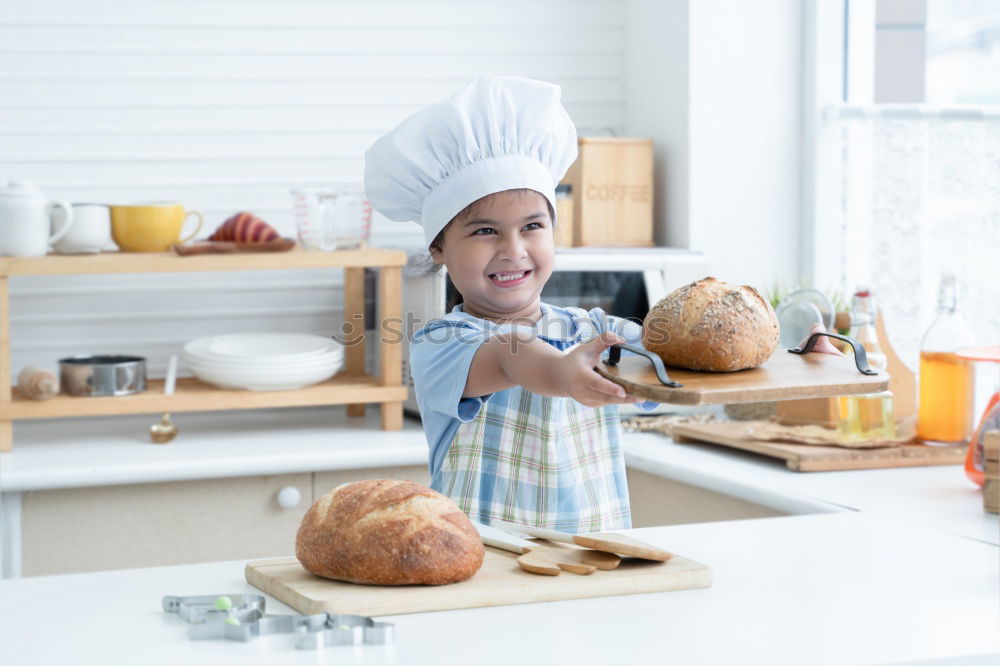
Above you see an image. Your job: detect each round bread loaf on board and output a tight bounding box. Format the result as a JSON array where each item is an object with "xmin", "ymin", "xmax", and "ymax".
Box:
[
  {"xmin": 642, "ymin": 277, "xmax": 779, "ymax": 372},
  {"xmin": 295, "ymin": 479, "xmax": 484, "ymax": 585}
]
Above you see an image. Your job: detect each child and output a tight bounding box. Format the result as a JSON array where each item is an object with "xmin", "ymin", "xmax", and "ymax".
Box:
[{"xmin": 364, "ymin": 76, "xmax": 659, "ymax": 533}]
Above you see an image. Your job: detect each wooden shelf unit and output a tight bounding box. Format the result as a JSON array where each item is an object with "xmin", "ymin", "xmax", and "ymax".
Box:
[{"xmin": 0, "ymin": 247, "xmax": 408, "ymax": 452}]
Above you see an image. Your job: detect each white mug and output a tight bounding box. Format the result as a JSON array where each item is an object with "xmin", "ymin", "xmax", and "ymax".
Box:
[
  {"xmin": 0, "ymin": 180, "xmax": 74, "ymax": 257},
  {"xmin": 52, "ymin": 204, "xmax": 112, "ymax": 254}
]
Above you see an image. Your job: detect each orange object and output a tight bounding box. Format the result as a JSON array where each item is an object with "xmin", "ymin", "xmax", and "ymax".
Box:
[
  {"xmin": 917, "ymin": 351, "xmax": 976, "ymax": 444},
  {"xmin": 209, "ymin": 212, "xmax": 279, "ymax": 244},
  {"xmin": 958, "ymin": 345, "xmax": 1000, "ymax": 487},
  {"xmin": 917, "ymin": 274, "xmax": 975, "ymax": 447},
  {"xmin": 957, "ymin": 346, "xmax": 1000, "ymax": 363}
]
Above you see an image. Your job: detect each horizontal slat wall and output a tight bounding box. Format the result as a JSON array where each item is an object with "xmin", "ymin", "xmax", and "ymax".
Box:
[
  {"xmin": 1, "ymin": 0, "xmax": 625, "ymax": 382},
  {"xmin": 8, "ymin": 270, "xmax": 349, "ymax": 378}
]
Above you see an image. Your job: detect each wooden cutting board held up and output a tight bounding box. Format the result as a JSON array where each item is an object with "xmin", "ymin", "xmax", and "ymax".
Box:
[
  {"xmin": 596, "ymin": 348, "xmax": 889, "ymax": 405},
  {"xmin": 246, "ymin": 546, "xmax": 712, "ymax": 616}
]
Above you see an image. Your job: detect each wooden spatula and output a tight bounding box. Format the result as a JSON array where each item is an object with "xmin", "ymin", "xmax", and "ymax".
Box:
[
  {"xmin": 490, "ymin": 519, "xmax": 674, "ymax": 562},
  {"xmin": 473, "ymin": 522, "xmax": 621, "ymax": 576}
]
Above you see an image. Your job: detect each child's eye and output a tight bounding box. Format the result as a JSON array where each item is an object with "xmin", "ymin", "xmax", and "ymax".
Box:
[
  {"xmin": 523, "ymin": 222, "xmax": 543, "ymax": 231},
  {"xmin": 472, "ymin": 227, "xmax": 496, "ymax": 236}
]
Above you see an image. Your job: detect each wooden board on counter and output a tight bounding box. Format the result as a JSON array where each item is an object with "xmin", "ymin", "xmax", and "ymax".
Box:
[
  {"xmin": 246, "ymin": 547, "xmax": 712, "ymax": 616},
  {"xmin": 595, "ymin": 348, "xmax": 889, "ymax": 405},
  {"xmin": 672, "ymin": 421, "xmax": 966, "ymax": 472}
]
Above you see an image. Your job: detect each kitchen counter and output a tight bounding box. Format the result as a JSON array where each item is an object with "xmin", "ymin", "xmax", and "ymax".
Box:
[
  {"xmin": 625, "ymin": 432, "xmax": 1000, "ymax": 546},
  {"xmin": 2, "ymin": 407, "xmax": 996, "ymax": 545},
  {"xmin": 1, "ymin": 512, "xmax": 997, "ymax": 666},
  {"xmin": 0, "ymin": 407, "xmax": 428, "ymax": 491}
]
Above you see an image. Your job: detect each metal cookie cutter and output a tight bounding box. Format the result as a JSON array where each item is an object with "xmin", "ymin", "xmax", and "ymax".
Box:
[
  {"xmin": 295, "ymin": 613, "xmax": 395, "ymax": 650},
  {"xmin": 162, "ymin": 594, "xmax": 394, "ymax": 650},
  {"xmin": 787, "ymin": 331, "xmax": 879, "ymax": 375}
]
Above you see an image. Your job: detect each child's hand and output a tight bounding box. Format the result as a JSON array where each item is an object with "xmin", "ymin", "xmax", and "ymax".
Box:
[
  {"xmin": 559, "ymin": 331, "xmax": 643, "ymax": 407},
  {"xmin": 798, "ymin": 323, "xmax": 844, "ymax": 356}
]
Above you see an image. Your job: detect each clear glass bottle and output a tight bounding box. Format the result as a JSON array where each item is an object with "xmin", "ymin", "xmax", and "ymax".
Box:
[
  {"xmin": 836, "ymin": 287, "xmax": 895, "ymax": 440},
  {"xmin": 917, "ymin": 274, "xmax": 976, "ymax": 446}
]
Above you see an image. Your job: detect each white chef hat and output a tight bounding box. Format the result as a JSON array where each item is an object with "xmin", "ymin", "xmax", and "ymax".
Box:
[{"xmin": 364, "ymin": 76, "xmax": 578, "ymax": 247}]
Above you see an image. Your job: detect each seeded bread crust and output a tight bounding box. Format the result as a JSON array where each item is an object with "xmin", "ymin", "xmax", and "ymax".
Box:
[
  {"xmin": 642, "ymin": 277, "xmax": 779, "ymax": 372},
  {"xmin": 295, "ymin": 479, "xmax": 484, "ymax": 585}
]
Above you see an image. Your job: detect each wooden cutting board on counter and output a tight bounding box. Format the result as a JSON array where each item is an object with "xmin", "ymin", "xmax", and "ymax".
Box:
[
  {"xmin": 672, "ymin": 421, "xmax": 966, "ymax": 472},
  {"xmin": 596, "ymin": 348, "xmax": 889, "ymax": 405},
  {"xmin": 246, "ymin": 547, "xmax": 712, "ymax": 616}
]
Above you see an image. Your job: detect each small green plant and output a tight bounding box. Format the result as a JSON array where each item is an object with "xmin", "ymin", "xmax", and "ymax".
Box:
[{"xmin": 765, "ymin": 281, "xmax": 788, "ymax": 310}]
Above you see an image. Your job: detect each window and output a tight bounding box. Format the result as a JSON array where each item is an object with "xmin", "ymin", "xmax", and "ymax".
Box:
[
  {"xmin": 810, "ymin": 1, "xmax": 999, "ymax": 377},
  {"xmin": 927, "ymin": 1, "xmax": 1000, "ymax": 105}
]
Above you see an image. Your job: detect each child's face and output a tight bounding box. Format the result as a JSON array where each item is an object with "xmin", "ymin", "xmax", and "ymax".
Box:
[{"xmin": 432, "ymin": 189, "xmax": 554, "ymax": 322}]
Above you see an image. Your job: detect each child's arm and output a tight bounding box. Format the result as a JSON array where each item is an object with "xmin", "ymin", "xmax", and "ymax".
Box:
[{"xmin": 464, "ymin": 330, "xmax": 642, "ymax": 407}]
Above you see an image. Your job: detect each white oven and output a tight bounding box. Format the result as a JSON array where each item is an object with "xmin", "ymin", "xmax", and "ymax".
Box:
[{"xmin": 399, "ymin": 247, "xmax": 710, "ymax": 417}]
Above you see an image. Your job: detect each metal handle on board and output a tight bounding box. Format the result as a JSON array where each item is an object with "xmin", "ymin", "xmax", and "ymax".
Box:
[
  {"xmin": 603, "ymin": 343, "xmax": 683, "ymax": 388},
  {"xmin": 787, "ymin": 332, "xmax": 879, "ymax": 376}
]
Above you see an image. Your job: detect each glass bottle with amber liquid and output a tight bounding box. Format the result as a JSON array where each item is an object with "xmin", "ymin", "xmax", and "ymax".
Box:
[
  {"xmin": 837, "ymin": 287, "xmax": 895, "ymax": 440},
  {"xmin": 917, "ymin": 274, "xmax": 975, "ymax": 446}
]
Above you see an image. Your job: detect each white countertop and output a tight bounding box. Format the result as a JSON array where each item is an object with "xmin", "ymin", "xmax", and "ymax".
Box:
[
  {"xmin": 625, "ymin": 432, "xmax": 1000, "ymax": 546},
  {"xmin": 2, "ymin": 407, "xmax": 996, "ymax": 545},
  {"xmin": 1, "ymin": 513, "xmax": 997, "ymax": 666},
  {"xmin": 0, "ymin": 407, "xmax": 428, "ymax": 491}
]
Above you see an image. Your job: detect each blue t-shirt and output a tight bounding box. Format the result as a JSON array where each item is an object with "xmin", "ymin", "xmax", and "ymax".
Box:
[{"xmin": 409, "ymin": 302, "xmax": 659, "ymax": 478}]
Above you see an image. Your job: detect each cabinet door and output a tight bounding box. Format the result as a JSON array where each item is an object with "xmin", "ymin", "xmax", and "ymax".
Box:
[
  {"xmin": 312, "ymin": 465, "xmax": 430, "ymax": 502},
  {"xmin": 20, "ymin": 473, "xmax": 311, "ymax": 577},
  {"xmin": 626, "ymin": 469, "xmax": 786, "ymax": 527}
]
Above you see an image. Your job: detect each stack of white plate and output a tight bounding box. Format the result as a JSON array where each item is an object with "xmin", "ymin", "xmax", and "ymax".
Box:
[{"xmin": 183, "ymin": 333, "xmax": 344, "ymax": 391}]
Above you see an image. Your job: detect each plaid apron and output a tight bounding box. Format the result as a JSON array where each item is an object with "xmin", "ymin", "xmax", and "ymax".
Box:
[{"xmin": 431, "ymin": 383, "xmax": 632, "ymax": 534}]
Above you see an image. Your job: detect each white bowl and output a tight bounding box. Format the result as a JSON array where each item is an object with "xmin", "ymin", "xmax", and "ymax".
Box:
[
  {"xmin": 206, "ymin": 333, "xmax": 338, "ymax": 359},
  {"xmin": 184, "ymin": 334, "xmax": 343, "ymax": 366},
  {"xmin": 187, "ymin": 357, "xmax": 342, "ymax": 391},
  {"xmin": 182, "ymin": 349, "xmax": 343, "ymax": 372}
]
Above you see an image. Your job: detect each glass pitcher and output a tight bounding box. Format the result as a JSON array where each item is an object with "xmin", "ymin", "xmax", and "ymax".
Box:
[{"xmin": 291, "ymin": 185, "xmax": 371, "ymax": 251}]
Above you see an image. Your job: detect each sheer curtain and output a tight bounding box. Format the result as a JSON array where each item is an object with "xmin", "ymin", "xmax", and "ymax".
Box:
[{"xmin": 821, "ymin": 108, "xmax": 999, "ymax": 372}]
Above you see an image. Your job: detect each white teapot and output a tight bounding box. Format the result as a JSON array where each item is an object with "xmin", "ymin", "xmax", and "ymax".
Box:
[{"xmin": 0, "ymin": 180, "xmax": 74, "ymax": 257}]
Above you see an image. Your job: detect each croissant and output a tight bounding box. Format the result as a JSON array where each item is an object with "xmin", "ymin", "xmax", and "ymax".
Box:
[{"xmin": 208, "ymin": 212, "xmax": 280, "ymax": 243}]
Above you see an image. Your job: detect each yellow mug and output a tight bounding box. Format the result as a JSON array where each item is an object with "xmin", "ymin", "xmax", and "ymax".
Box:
[{"xmin": 109, "ymin": 203, "xmax": 203, "ymax": 252}]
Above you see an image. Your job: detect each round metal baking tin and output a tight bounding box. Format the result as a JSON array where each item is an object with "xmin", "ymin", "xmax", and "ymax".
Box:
[{"xmin": 58, "ymin": 354, "xmax": 147, "ymax": 396}]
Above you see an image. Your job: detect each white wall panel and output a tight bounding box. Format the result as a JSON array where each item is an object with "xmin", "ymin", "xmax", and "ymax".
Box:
[{"xmin": 0, "ymin": 0, "xmax": 626, "ymax": 382}]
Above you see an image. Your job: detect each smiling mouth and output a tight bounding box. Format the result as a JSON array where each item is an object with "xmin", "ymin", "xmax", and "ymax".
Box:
[{"xmin": 488, "ymin": 270, "xmax": 532, "ymax": 282}]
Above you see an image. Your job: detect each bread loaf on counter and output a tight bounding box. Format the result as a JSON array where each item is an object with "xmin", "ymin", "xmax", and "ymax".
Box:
[
  {"xmin": 295, "ymin": 479, "xmax": 484, "ymax": 585},
  {"xmin": 642, "ymin": 277, "xmax": 779, "ymax": 372}
]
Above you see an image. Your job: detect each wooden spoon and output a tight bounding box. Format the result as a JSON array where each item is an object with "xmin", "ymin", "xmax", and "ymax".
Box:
[
  {"xmin": 517, "ymin": 542, "xmax": 622, "ymax": 576},
  {"xmin": 491, "ymin": 519, "xmax": 674, "ymax": 562}
]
